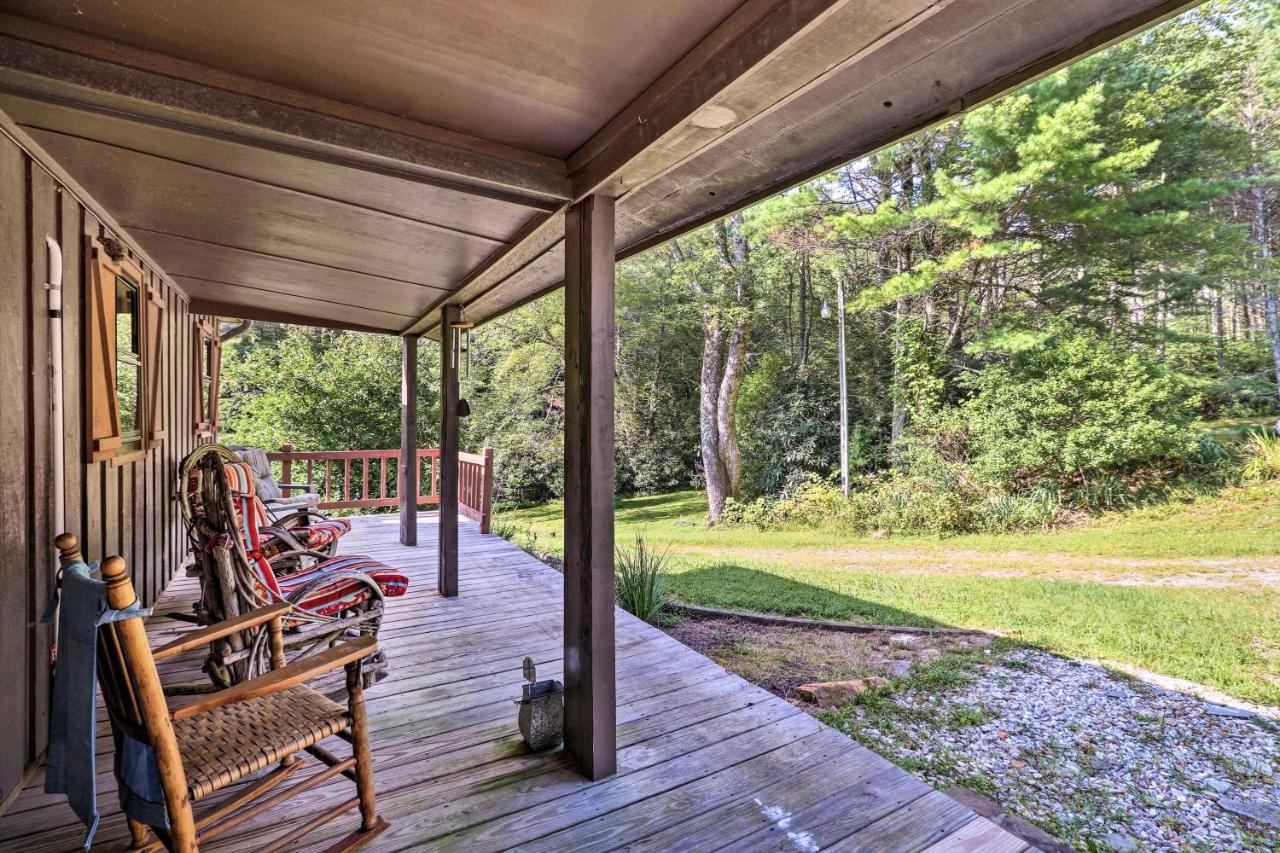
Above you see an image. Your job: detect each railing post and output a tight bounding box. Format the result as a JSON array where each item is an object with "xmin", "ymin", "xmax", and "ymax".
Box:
[
  {"xmin": 280, "ymin": 443, "xmax": 293, "ymax": 484},
  {"xmin": 481, "ymin": 446, "xmax": 495, "ymax": 534}
]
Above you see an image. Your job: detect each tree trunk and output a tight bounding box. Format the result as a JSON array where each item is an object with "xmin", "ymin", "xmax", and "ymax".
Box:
[
  {"xmin": 699, "ymin": 314, "xmax": 730, "ymax": 519},
  {"xmin": 698, "ymin": 215, "xmax": 752, "ymax": 522},
  {"xmin": 1251, "ymin": 172, "xmax": 1279, "ymax": 400}
]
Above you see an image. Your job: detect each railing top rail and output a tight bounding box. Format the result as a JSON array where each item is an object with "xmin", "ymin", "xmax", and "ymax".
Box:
[{"xmin": 266, "ymin": 448, "xmax": 442, "ymax": 461}]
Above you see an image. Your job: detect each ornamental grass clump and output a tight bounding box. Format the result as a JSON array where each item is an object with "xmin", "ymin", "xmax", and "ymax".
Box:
[
  {"xmin": 615, "ymin": 536, "xmax": 670, "ymax": 624},
  {"xmin": 1242, "ymin": 431, "xmax": 1280, "ymax": 482}
]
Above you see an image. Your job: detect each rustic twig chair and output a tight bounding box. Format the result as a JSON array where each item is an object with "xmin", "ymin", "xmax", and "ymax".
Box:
[
  {"xmin": 178, "ymin": 445, "xmax": 407, "ymax": 688},
  {"xmin": 54, "ymin": 534, "xmax": 389, "ymax": 852},
  {"xmin": 185, "ymin": 444, "xmax": 349, "ymax": 558}
]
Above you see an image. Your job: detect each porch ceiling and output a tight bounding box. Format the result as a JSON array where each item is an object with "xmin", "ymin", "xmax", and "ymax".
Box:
[{"xmin": 0, "ymin": 0, "xmax": 1198, "ymax": 335}]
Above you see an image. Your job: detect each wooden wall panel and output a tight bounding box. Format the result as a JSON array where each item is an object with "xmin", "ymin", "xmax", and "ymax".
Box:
[
  {"xmin": 0, "ymin": 133, "xmax": 30, "ymax": 806},
  {"xmin": 0, "ymin": 131, "xmax": 205, "ymax": 805},
  {"xmin": 26, "ymin": 165, "xmax": 54, "ymax": 763}
]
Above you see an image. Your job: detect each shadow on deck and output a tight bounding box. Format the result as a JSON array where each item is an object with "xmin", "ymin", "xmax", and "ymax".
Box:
[{"xmin": 0, "ymin": 515, "xmax": 1028, "ymax": 851}]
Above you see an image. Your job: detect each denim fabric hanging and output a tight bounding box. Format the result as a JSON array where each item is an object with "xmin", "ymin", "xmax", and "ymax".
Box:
[{"xmin": 44, "ymin": 560, "xmax": 168, "ymax": 849}]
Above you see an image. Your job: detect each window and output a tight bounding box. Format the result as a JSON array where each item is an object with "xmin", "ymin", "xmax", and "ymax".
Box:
[
  {"xmin": 115, "ymin": 274, "xmax": 142, "ymax": 449},
  {"xmin": 86, "ymin": 237, "xmax": 165, "ymax": 462}
]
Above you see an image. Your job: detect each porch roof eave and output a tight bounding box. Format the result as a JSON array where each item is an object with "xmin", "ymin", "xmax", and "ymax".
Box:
[{"xmin": 0, "ymin": 0, "xmax": 1198, "ymax": 337}]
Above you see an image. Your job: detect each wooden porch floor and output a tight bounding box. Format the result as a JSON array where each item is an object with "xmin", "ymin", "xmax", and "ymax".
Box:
[{"xmin": 0, "ymin": 515, "xmax": 1029, "ymax": 852}]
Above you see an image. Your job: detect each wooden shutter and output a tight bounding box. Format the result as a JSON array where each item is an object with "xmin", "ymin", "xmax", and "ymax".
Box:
[
  {"xmin": 193, "ymin": 319, "xmax": 222, "ymax": 437},
  {"xmin": 85, "ymin": 237, "xmax": 121, "ymax": 462},
  {"xmin": 143, "ymin": 279, "xmax": 166, "ymax": 446}
]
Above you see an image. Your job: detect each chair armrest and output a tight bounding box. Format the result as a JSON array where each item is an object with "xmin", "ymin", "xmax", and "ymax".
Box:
[
  {"xmin": 276, "ymin": 482, "xmax": 316, "ymax": 493},
  {"xmin": 169, "ymin": 636, "xmax": 378, "ymax": 720},
  {"xmin": 153, "ymin": 602, "xmax": 293, "ymax": 661}
]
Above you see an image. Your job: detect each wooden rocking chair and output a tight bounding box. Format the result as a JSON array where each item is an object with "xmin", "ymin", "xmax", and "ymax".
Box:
[{"xmin": 55, "ymin": 534, "xmax": 389, "ymax": 852}]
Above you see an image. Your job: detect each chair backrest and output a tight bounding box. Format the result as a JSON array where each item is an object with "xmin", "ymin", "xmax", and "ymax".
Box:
[{"xmin": 229, "ymin": 445, "xmax": 283, "ymax": 500}]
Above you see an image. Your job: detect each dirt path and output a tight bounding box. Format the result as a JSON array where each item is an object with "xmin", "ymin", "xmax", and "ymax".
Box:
[{"xmin": 666, "ymin": 544, "xmax": 1280, "ymax": 589}]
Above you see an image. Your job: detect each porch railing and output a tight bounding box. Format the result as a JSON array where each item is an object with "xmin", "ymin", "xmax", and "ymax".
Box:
[{"xmin": 267, "ymin": 444, "xmax": 495, "ymax": 533}]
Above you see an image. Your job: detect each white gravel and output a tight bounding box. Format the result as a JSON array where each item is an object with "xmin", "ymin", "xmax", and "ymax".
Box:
[{"xmin": 843, "ymin": 648, "xmax": 1280, "ymax": 851}]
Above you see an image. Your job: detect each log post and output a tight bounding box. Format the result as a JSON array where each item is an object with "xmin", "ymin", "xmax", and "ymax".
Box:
[
  {"xmin": 399, "ymin": 334, "xmax": 418, "ymax": 546},
  {"xmin": 438, "ymin": 305, "xmax": 460, "ymax": 597},
  {"xmin": 562, "ymin": 194, "xmax": 617, "ymax": 780}
]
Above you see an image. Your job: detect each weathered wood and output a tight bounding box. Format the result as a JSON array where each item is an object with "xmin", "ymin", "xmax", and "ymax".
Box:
[
  {"xmin": 0, "ymin": 132, "xmax": 29, "ymax": 801},
  {"xmin": 438, "ymin": 305, "xmax": 460, "ymax": 597},
  {"xmin": 399, "ymin": 333, "xmax": 419, "ymax": 545},
  {"xmin": 562, "ymin": 194, "xmax": 617, "ymax": 780},
  {"xmin": 2, "ymin": 518, "xmax": 1013, "ymax": 850}
]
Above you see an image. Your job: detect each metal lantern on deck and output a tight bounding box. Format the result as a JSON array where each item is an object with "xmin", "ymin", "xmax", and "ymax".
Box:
[{"xmin": 516, "ymin": 657, "xmax": 563, "ymax": 752}]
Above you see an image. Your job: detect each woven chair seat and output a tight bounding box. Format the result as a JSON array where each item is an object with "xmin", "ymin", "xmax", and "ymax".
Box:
[{"xmin": 174, "ymin": 686, "xmax": 349, "ymax": 799}]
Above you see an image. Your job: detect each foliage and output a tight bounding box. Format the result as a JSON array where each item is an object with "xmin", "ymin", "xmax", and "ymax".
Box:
[
  {"xmin": 959, "ymin": 328, "xmax": 1201, "ymax": 487},
  {"xmin": 1242, "ymin": 431, "xmax": 1280, "ymax": 481},
  {"xmin": 220, "ymin": 324, "xmax": 438, "ymax": 452},
  {"xmin": 614, "ymin": 537, "xmax": 670, "ymax": 624}
]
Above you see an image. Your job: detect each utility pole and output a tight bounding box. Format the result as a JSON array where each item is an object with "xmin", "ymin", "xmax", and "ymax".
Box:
[{"xmin": 822, "ymin": 277, "xmax": 850, "ymax": 497}]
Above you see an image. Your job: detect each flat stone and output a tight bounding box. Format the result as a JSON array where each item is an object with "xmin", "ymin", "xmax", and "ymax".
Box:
[
  {"xmin": 888, "ymin": 633, "xmax": 923, "ymax": 648},
  {"xmin": 943, "ymin": 786, "xmax": 1003, "ymax": 819},
  {"xmin": 1098, "ymin": 830, "xmax": 1139, "ymax": 852},
  {"xmin": 1205, "ymin": 779, "xmax": 1232, "ymax": 795},
  {"xmin": 966, "ymin": 635, "xmax": 993, "ymax": 648},
  {"xmin": 794, "ymin": 679, "xmax": 877, "ymax": 708},
  {"xmin": 1219, "ymin": 797, "xmax": 1280, "ymax": 829},
  {"xmin": 1205, "ymin": 703, "xmax": 1255, "ymax": 719},
  {"xmin": 883, "ymin": 659, "xmax": 913, "ymax": 679}
]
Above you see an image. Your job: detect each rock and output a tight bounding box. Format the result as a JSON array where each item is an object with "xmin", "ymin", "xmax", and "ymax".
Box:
[
  {"xmin": 916, "ymin": 648, "xmax": 941, "ymax": 662},
  {"xmin": 1204, "ymin": 703, "xmax": 1255, "ymax": 719},
  {"xmin": 794, "ymin": 679, "xmax": 877, "ymax": 708},
  {"xmin": 966, "ymin": 635, "xmax": 993, "ymax": 648},
  {"xmin": 992, "ymin": 813, "xmax": 1073, "ymax": 853},
  {"xmin": 883, "ymin": 659, "xmax": 913, "ymax": 679},
  {"xmin": 943, "ymin": 786, "xmax": 1004, "ymax": 819},
  {"xmin": 1219, "ymin": 797, "xmax": 1280, "ymax": 829},
  {"xmin": 889, "ymin": 633, "xmax": 923, "ymax": 649},
  {"xmin": 1098, "ymin": 830, "xmax": 1139, "ymax": 852}
]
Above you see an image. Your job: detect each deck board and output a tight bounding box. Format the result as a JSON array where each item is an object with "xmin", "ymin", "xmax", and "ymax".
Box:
[{"xmin": 0, "ymin": 514, "xmax": 1024, "ymax": 851}]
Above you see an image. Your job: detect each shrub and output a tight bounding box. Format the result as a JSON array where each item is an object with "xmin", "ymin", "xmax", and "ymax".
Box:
[
  {"xmin": 1242, "ymin": 432, "xmax": 1280, "ymax": 482},
  {"xmin": 615, "ymin": 536, "xmax": 670, "ymax": 623},
  {"xmin": 960, "ymin": 329, "xmax": 1200, "ymax": 486}
]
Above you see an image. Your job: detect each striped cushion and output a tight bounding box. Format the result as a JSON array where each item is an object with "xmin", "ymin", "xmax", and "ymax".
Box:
[
  {"xmin": 278, "ymin": 555, "xmax": 410, "ymax": 617},
  {"xmin": 230, "ymin": 494, "xmax": 407, "ymax": 616}
]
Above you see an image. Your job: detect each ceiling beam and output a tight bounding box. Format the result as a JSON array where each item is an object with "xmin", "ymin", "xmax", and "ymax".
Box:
[
  {"xmin": 0, "ymin": 23, "xmax": 571, "ymax": 209},
  {"xmin": 566, "ymin": 0, "xmax": 854, "ymax": 200}
]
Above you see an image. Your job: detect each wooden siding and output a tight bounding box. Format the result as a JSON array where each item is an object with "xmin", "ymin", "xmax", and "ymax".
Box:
[{"xmin": 0, "ymin": 128, "xmax": 207, "ymax": 805}]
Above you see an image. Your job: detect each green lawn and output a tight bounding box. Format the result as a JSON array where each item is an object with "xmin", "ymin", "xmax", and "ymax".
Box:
[{"xmin": 501, "ymin": 484, "xmax": 1280, "ymax": 706}]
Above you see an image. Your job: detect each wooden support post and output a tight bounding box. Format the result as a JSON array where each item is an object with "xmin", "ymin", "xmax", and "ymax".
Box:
[
  {"xmin": 438, "ymin": 305, "xmax": 460, "ymax": 597},
  {"xmin": 562, "ymin": 194, "xmax": 617, "ymax": 780},
  {"xmin": 399, "ymin": 334, "xmax": 418, "ymax": 546}
]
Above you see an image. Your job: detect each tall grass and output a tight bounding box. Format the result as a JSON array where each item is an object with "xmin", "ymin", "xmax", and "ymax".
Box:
[
  {"xmin": 615, "ymin": 536, "xmax": 670, "ymax": 624},
  {"xmin": 1242, "ymin": 431, "xmax": 1280, "ymax": 482}
]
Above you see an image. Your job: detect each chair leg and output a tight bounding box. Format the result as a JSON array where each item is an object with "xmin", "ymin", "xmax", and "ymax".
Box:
[{"xmin": 345, "ymin": 661, "xmax": 378, "ymax": 830}]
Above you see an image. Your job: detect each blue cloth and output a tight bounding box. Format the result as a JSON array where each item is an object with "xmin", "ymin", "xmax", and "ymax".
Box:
[{"xmin": 44, "ymin": 560, "xmax": 168, "ymax": 849}]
